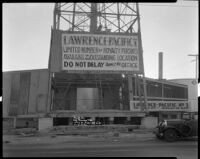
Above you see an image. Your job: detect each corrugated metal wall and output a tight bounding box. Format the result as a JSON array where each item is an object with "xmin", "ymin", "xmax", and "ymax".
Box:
[
  {"xmin": 28, "ymin": 70, "xmax": 49, "ymax": 113},
  {"xmin": 3, "ymin": 73, "xmax": 12, "ymax": 117},
  {"xmin": 19, "ymin": 72, "xmax": 31, "ymax": 115},
  {"xmin": 9, "ymin": 72, "xmax": 20, "ymax": 116},
  {"xmin": 28, "ymin": 71, "xmax": 40, "ymax": 113},
  {"xmin": 3, "ymin": 69, "xmax": 49, "ymax": 117}
]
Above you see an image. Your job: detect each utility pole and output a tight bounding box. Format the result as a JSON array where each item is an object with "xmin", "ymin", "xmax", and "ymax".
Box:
[
  {"xmin": 158, "ymin": 52, "xmax": 163, "ymax": 80},
  {"xmin": 188, "ymin": 54, "xmax": 199, "ymax": 80}
]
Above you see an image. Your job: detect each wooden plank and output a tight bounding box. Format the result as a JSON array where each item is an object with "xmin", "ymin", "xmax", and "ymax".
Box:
[
  {"xmin": 3, "ymin": 73, "xmax": 12, "ymax": 117},
  {"xmin": 53, "ymin": 110, "xmax": 146, "ymax": 118},
  {"xmin": 128, "ymin": 76, "xmax": 133, "ymax": 101},
  {"xmin": 103, "ymin": 87, "xmax": 118, "ymax": 110},
  {"xmin": 18, "ymin": 72, "xmax": 31, "ymax": 115},
  {"xmin": 10, "ymin": 73, "xmax": 20, "ymax": 105},
  {"xmin": 46, "ymin": 72, "xmax": 52, "ymax": 113},
  {"xmin": 64, "ymin": 84, "xmax": 73, "ymax": 110},
  {"xmin": 28, "ymin": 71, "xmax": 39, "ymax": 114},
  {"xmin": 36, "ymin": 70, "xmax": 49, "ymax": 113},
  {"xmin": 69, "ymin": 87, "xmax": 77, "ymax": 110},
  {"xmin": 9, "ymin": 72, "xmax": 20, "ymax": 116}
]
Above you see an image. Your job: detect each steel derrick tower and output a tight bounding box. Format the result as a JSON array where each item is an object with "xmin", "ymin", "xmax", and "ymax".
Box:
[
  {"xmin": 51, "ymin": 3, "xmax": 148, "ymax": 112},
  {"xmin": 53, "ymin": 3, "xmax": 140, "ymax": 33}
]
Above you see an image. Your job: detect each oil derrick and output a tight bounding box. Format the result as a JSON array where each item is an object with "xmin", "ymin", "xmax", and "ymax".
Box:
[{"xmin": 50, "ymin": 3, "xmax": 148, "ymax": 114}]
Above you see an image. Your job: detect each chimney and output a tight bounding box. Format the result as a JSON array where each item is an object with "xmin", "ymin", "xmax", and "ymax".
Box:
[{"xmin": 158, "ymin": 52, "xmax": 163, "ymax": 80}]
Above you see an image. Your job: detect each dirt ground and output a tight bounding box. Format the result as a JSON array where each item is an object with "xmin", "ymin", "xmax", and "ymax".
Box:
[{"xmin": 3, "ymin": 127, "xmax": 155, "ymax": 145}]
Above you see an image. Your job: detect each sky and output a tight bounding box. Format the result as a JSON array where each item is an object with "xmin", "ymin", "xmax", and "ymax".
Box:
[{"xmin": 2, "ymin": 1, "xmax": 199, "ymax": 81}]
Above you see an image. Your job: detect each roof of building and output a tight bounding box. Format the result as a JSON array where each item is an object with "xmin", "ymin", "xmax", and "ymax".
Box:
[
  {"xmin": 3, "ymin": 68, "xmax": 49, "ymax": 73},
  {"xmin": 168, "ymin": 78, "xmax": 197, "ymax": 81}
]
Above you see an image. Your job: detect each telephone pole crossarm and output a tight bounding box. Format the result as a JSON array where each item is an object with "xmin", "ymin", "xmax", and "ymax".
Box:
[{"xmin": 188, "ymin": 54, "xmax": 199, "ymax": 80}]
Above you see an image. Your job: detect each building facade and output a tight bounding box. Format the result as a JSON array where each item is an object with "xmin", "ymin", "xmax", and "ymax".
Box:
[
  {"xmin": 168, "ymin": 79, "xmax": 198, "ymax": 112},
  {"xmin": 2, "ymin": 3, "xmax": 191, "ymax": 129},
  {"xmin": 3, "ymin": 69, "xmax": 189, "ymax": 126}
]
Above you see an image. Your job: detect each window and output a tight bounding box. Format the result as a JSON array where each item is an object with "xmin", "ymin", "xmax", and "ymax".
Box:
[
  {"xmin": 163, "ymin": 84, "xmax": 188, "ymax": 99},
  {"xmin": 146, "ymin": 81, "xmax": 162, "ymax": 97}
]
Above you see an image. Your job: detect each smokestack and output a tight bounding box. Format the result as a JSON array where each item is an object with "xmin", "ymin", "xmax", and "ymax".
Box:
[{"xmin": 158, "ymin": 52, "xmax": 163, "ymax": 80}]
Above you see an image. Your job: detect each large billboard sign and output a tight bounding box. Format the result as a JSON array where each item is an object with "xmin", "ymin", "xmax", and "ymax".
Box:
[
  {"xmin": 130, "ymin": 101, "xmax": 189, "ymax": 112},
  {"xmin": 62, "ymin": 33, "xmax": 141, "ymax": 73}
]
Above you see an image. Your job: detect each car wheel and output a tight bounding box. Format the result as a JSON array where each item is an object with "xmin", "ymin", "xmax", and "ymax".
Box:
[
  {"xmin": 180, "ymin": 125, "xmax": 192, "ymax": 137},
  {"xmin": 164, "ymin": 129, "xmax": 177, "ymax": 142}
]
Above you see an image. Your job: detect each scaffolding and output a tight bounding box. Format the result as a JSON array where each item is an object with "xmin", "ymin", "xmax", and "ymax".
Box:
[{"xmin": 50, "ymin": 3, "xmax": 148, "ymax": 113}]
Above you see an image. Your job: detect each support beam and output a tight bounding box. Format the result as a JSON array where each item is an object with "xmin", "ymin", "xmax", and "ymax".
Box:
[
  {"xmin": 72, "ymin": 3, "xmax": 76, "ymax": 31},
  {"xmin": 128, "ymin": 76, "xmax": 133, "ymax": 103},
  {"xmin": 188, "ymin": 54, "xmax": 199, "ymax": 80},
  {"xmin": 13, "ymin": 117, "xmax": 17, "ymax": 128},
  {"xmin": 90, "ymin": 3, "xmax": 98, "ymax": 33},
  {"xmin": 158, "ymin": 52, "xmax": 163, "ymax": 80}
]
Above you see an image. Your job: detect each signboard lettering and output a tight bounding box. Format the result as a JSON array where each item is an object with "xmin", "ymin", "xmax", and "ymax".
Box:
[
  {"xmin": 130, "ymin": 101, "xmax": 189, "ymax": 111},
  {"xmin": 62, "ymin": 33, "xmax": 140, "ymax": 73}
]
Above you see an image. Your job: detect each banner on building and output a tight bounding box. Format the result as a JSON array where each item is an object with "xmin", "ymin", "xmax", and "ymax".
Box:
[
  {"xmin": 62, "ymin": 33, "xmax": 141, "ymax": 73},
  {"xmin": 130, "ymin": 101, "xmax": 189, "ymax": 111}
]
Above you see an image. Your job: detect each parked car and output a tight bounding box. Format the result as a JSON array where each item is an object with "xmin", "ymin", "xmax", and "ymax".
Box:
[{"xmin": 153, "ymin": 113, "xmax": 198, "ymax": 142}]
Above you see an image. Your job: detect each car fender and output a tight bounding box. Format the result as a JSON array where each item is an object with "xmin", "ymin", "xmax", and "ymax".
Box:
[
  {"xmin": 163, "ymin": 125, "xmax": 192, "ymax": 137},
  {"xmin": 162, "ymin": 126, "xmax": 180, "ymax": 135}
]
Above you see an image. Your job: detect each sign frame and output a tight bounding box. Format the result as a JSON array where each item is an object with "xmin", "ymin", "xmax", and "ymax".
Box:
[
  {"xmin": 61, "ymin": 32, "xmax": 144, "ymax": 75},
  {"xmin": 130, "ymin": 100, "xmax": 189, "ymax": 112}
]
